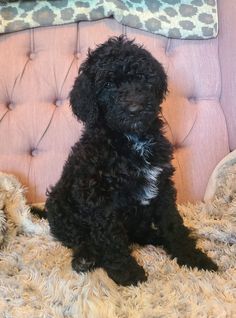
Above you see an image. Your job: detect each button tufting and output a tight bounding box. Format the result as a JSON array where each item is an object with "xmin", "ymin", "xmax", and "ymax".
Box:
[
  {"xmin": 188, "ymin": 96, "xmax": 197, "ymax": 103},
  {"xmin": 55, "ymin": 99, "xmax": 63, "ymax": 107},
  {"xmin": 165, "ymin": 47, "xmax": 172, "ymax": 57},
  {"xmin": 31, "ymin": 148, "xmax": 39, "ymax": 157},
  {"xmin": 29, "ymin": 52, "xmax": 36, "ymax": 60},
  {"xmin": 165, "ymin": 39, "xmax": 172, "ymax": 57},
  {"xmin": 174, "ymin": 143, "xmax": 182, "ymax": 150},
  {"xmin": 8, "ymin": 102, "xmax": 15, "ymax": 110},
  {"xmin": 75, "ymin": 52, "xmax": 81, "ymax": 59}
]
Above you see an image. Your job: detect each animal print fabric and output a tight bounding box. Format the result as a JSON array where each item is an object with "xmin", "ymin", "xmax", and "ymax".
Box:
[{"xmin": 0, "ymin": 0, "xmax": 218, "ymax": 39}]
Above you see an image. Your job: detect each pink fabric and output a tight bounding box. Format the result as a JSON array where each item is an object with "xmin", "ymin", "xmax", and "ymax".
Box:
[
  {"xmin": 0, "ymin": 5, "xmax": 234, "ymax": 204},
  {"xmin": 218, "ymin": 0, "xmax": 236, "ymax": 151}
]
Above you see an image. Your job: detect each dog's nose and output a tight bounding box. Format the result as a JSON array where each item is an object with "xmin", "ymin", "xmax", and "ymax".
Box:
[{"xmin": 128, "ymin": 104, "xmax": 144, "ymax": 113}]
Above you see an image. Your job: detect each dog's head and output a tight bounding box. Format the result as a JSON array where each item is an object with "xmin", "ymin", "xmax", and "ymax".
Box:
[{"xmin": 70, "ymin": 36, "xmax": 167, "ymax": 134}]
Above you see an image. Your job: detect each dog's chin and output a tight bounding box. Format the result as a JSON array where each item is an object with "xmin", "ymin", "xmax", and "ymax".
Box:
[
  {"xmin": 126, "ymin": 121, "xmax": 148, "ymax": 134},
  {"xmin": 104, "ymin": 109, "xmax": 157, "ymax": 135},
  {"xmin": 107, "ymin": 118, "xmax": 153, "ymax": 135},
  {"xmin": 127, "ymin": 113, "xmax": 157, "ymax": 134}
]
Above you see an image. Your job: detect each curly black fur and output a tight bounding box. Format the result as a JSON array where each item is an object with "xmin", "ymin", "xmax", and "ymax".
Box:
[{"xmin": 42, "ymin": 36, "xmax": 218, "ymax": 286}]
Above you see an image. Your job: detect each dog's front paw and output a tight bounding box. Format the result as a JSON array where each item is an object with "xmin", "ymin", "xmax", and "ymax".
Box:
[
  {"xmin": 177, "ymin": 249, "xmax": 218, "ymax": 272},
  {"xmin": 72, "ymin": 257, "xmax": 96, "ymax": 273},
  {"xmin": 194, "ymin": 252, "xmax": 218, "ymax": 271},
  {"xmin": 105, "ymin": 257, "xmax": 147, "ymax": 286}
]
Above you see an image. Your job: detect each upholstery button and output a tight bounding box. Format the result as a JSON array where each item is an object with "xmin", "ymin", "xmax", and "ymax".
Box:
[
  {"xmin": 8, "ymin": 102, "xmax": 15, "ymax": 110},
  {"xmin": 55, "ymin": 99, "xmax": 63, "ymax": 107},
  {"xmin": 29, "ymin": 52, "xmax": 36, "ymax": 60},
  {"xmin": 75, "ymin": 52, "xmax": 81, "ymax": 59},
  {"xmin": 188, "ymin": 96, "xmax": 197, "ymax": 103},
  {"xmin": 31, "ymin": 148, "xmax": 39, "ymax": 157},
  {"xmin": 174, "ymin": 143, "xmax": 181, "ymax": 150}
]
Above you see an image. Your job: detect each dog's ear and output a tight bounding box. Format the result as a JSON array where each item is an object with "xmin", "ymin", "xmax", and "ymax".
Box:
[
  {"xmin": 155, "ymin": 62, "xmax": 168, "ymax": 105},
  {"xmin": 69, "ymin": 72, "xmax": 98, "ymax": 126}
]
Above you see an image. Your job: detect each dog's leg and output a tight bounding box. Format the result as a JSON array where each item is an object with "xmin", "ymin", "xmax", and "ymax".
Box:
[
  {"xmin": 72, "ymin": 243, "xmax": 97, "ymax": 273},
  {"xmin": 72, "ymin": 211, "xmax": 147, "ymax": 286},
  {"xmin": 151, "ymin": 187, "xmax": 218, "ymax": 271},
  {"xmin": 99, "ymin": 228, "xmax": 147, "ymax": 286},
  {"xmin": 126, "ymin": 210, "xmax": 162, "ymax": 246},
  {"xmin": 158, "ymin": 204, "xmax": 218, "ymax": 270}
]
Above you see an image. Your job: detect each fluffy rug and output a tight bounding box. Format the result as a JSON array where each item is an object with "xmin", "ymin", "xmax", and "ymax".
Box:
[{"xmin": 0, "ymin": 157, "xmax": 236, "ymax": 317}]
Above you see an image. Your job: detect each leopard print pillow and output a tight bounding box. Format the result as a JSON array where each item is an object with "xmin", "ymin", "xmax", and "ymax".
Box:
[{"xmin": 0, "ymin": 0, "xmax": 218, "ymax": 39}]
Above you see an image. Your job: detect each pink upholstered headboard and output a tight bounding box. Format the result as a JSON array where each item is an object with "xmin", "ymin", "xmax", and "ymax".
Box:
[{"xmin": 0, "ymin": 1, "xmax": 235, "ymax": 204}]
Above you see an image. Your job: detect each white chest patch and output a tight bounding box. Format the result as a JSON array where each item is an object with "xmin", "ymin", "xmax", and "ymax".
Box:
[
  {"xmin": 140, "ymin": 166, "xmax": 163, "ymax": 205},
  {"xmin": 126, "ymin": 134, "xmax": 154, "ymax": 161},
  {"xmin": 126, "ymin": 134, "xmax": 163, "ymax": 205}
]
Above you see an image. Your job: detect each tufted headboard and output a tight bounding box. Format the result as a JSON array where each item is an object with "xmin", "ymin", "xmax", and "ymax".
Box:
[{"xmin": 0, "ymin": 1, "xmax": 235, "ymax": 204}]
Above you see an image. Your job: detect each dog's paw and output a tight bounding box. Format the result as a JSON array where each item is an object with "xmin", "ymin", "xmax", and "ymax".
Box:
[
  {"xmin": 194, "ymin": 252, "xmax": 218, "ymax": 272},
  {"xmin": 176, "ymin": 249, "xmax": 218, "ymax": 272},
  {"xmin": 72, "ymin": 257, "xmax": 96, "ymax": 273},
  {"xmin": 105, "ymin": 257, "xmax": 147, "ymax": 286}
]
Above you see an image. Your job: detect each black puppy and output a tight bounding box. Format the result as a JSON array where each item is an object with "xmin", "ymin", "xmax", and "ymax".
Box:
[{"xmin": 36, "ymin": 36, "xmax": 218, "ymax": 286}]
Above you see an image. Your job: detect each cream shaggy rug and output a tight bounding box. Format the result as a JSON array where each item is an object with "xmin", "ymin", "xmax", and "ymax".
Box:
[{"xmin": 0, "ymin": 155, "xmax": 236, "ymax": 318}]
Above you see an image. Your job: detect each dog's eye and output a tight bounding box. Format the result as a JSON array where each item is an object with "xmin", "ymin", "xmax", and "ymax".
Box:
[{"xmin": 104, "ymin": 82, "xmax": 113, "ymax": 89}]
